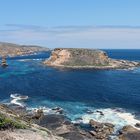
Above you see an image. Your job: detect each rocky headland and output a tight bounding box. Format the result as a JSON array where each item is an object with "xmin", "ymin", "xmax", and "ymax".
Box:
[
  {"xmin": 0, "ymin": 42, "xmax": 49, "ymax": 57},
  {"xmin": 44, "ymin": 48, "xmax": 140, "ymax": 69},
  {"xmin": 0, "ymin": 104, "xmax": 63, "ymax": 140},
  {"xmin": 0, "ymin": 104, "xmax": 140, "ymax": 140}
]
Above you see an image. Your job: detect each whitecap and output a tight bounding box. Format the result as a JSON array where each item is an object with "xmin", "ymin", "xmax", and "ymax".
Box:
[
  {"xmin": 32, "ymin": 58, "xmax": 42, "ymax": 61},
  {"xmin": 27, "ymin": 106, "xmax": 64, "ymax": 115},
  {"xmin": 10, "ymin": 94, "xmax": 28, "ymax": 107},
  {"xmin": 10, "ymin": 94, "xmax": 28, "ymax": 100}
]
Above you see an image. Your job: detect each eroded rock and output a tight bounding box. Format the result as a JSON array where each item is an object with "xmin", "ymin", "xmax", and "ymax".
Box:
[
  {"xmin": 89, "ymin": 119, "xmax": 114, "ymax": 139},
  {"xmin": 119, "ymin": 125, "xmax": 140, "ymax": 140}
]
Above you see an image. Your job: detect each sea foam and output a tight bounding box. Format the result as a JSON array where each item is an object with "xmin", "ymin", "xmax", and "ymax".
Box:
[
  {"xmin": 75, "ymin": 108, "xmax": 140, "ymax": 131},
  {"xmin": 10, "ymin": 94, "xmax": 28, "ymax": 107}
]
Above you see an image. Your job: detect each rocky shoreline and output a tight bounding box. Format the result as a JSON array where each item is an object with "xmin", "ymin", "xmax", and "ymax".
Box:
[
  {"xmin": 0, "ymin": 104, "xmax": 140, "ymax": 140},
  {"xmin": 44, "ymin": 48, "xmax": 140, "ymax": 69}
]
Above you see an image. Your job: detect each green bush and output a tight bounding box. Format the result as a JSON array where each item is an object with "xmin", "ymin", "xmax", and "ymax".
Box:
[{"xmin": 0, "ymin": 114, "xmax": 26, "ymax": 130}]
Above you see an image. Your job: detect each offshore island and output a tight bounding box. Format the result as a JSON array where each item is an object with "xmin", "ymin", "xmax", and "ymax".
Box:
[
  {"xmin": 44, "ymin": 48, "xmax": 140, "ymax": 69},
  {"xmin": 0, "ymin": 43, "xmax": 140, "ymax": 140}
]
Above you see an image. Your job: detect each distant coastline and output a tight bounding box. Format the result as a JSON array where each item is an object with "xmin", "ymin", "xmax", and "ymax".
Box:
[{"xmin": 0, "ymin": 42, "xmax": 49, "ymax": 57}]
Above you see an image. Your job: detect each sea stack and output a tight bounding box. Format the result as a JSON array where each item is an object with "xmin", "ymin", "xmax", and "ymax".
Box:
[{"xmin": 1, "ymin": 56, "xmax": 8, "ymax": 67}]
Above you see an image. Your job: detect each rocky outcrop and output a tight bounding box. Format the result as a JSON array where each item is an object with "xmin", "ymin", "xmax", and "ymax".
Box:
[
  {"xmin": 35, "ymin": 114, "xmax": 94, "ymax": 140},
  {"xmin": 89, "ymin": 119, "xmax": 114, "ymax": 139},
  {"xmin": 1, "ymin": 57, "xmax": 8, "ymax": 67},
  {"xmin": 119, "ymin": 125, "xmax": 140, "ymax": 140},
  {"xmin": 44, "ymin": 48, "xmax": 140, "ymax": 69},
  {"xmin": 0, "ymin": 42, "xmax": 49, "ymax": 57},
  {"xmin": 0, "ymin": 104, "xmax": 63, "ymax": 140}
]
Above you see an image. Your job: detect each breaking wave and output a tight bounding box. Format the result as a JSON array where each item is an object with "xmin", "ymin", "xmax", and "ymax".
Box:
[
  {"xmin": 10, "ymin": 94, "xmax": 28, "ymax": 107},
  {"xmin": 73, "ymin": 108, "xmax": 140, "ymax": 131}
]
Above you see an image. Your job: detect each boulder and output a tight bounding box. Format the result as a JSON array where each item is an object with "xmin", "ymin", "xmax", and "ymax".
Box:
[
  {"xmin": 135, "ymin": 123, "xmax": 140, "ymax": 128},
  {"xmin": 119, "ymin": 125, "xmax": 140, "ymax": 140},
  {"xmin": 89, "ymin": 119, "xmax": 114, "ymax": 139}
]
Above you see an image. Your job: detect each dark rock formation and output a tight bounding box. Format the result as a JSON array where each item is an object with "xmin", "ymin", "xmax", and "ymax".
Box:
[
  {"xmin": 52, "ymin": 107, "xmax": 64, "ymax": 114},
  {"xmin": 44, "ymin": 48, "xmax": 140, "ymax": 69},
  {"xmin": 135, "ymin": 123, "xmax": 140, "ymax": 128},
  {"xmin": 1, "ymin": 56, "xmax": 8, "ymax": 67},
  {"xmin": 36, "ymin": 114, "xmax": 94, "ymax": 140}
]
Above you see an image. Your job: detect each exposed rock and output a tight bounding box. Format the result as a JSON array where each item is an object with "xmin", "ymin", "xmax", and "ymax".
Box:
[
  {"xmin": 52, "ymin": 107, "xmax": 64, "ymax": 114},
  {"xmin": 36, "ymin": 114, "xmax": 94, "ymax": 140},
  {"xmin": 0, "ymin": 42, "xmax": 49, "ymax": 57},
  {"xmin": 44, "ymin": 48, "xmax": 140, "ymax": 69},
  {"xmin": 135, "ymin": 123, "xmax": 140, "ymax": 128},
  {"xmin": 31, "ymin": 109, "xmax": 44, "ymax": 120},
  {"xmin": 89, "ymin": 119, "xmax": 114, "ymax": 139},
  {"xmin": 119, "ymin": 125, "xmax": 140, "ymax": 140},
  {"xmin": 0, "ymin": 104, "xmax": 63, "ymax": 140},
  {"xmin": 89, "ymin": 119, "xmax": 104, "ymax": 129},
  {"xmin": 96, "ymin": 110, "xmax": 104, "ymax": 116},
  {"xmin": 36, "ymin": 114, "xmax": 68, "ymax": 129},
  {"xmin": 0, "ymin": 129, "xmax": 63, "ymax": 140},
  {"xmin": 1, "ymin": 56, "xmax": 8, "ymax": 67},
  {"xmin": 44, "ymin": 48, "xmax": 109, "ymax": 67}
]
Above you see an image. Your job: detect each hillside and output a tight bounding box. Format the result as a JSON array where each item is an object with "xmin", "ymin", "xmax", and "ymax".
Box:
[{"xmin": 0, "ymin": 42, "xmax": 49, "ymax": 57}]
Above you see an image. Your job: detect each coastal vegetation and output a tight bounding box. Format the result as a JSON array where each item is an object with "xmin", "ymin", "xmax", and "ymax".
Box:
[{"xmin": 0, "ymin": 114, "xmax": 26, "ymax": 130}]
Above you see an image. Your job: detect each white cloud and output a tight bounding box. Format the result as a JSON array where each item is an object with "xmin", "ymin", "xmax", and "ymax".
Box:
[{"xmin": 0, "ymin": 24, "xmax": 140, "ymax": 49}]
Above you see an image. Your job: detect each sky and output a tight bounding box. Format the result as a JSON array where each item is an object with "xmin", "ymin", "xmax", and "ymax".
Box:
[{"xmin": 0, "ymin": 0, "xmax": 140, "ymax": 49}]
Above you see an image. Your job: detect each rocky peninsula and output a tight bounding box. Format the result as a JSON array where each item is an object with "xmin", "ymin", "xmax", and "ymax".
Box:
[
  {"xmin": 0, "ymin": 42, "xmax": 49, "ymax": 57},
  {"xmin": 44, "ymin": 48, "xmax": 140, "ymax": 69}
]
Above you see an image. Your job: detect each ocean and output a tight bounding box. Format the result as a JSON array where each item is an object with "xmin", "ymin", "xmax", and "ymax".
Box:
[{"xmin": 0, "ymin": 49, "xmax": 140, "ymax": 131}]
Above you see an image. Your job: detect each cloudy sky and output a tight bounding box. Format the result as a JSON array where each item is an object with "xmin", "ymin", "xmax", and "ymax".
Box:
[{"xmin": 0, "ymin": 0, "xmax": 140, "ymax": 49}]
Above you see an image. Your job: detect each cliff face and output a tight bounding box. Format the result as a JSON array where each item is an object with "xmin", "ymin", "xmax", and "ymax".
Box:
[
  {"xmin": 0, "ymin": 42, "xmax": 49, "ymax": 57},
  {"xmin": 44, "ymin": 48, "xmax": 109, "ymax": 66},
  {"xmin": 44, "ymin": 48, "xmax": 140, "ymax": 69}
]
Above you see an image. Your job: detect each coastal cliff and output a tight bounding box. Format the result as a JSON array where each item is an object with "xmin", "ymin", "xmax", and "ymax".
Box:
[
  {"xmin": 0, "ymin": 42, "xmax": 49, "ymax": 57},
  {"xmin": 44, "ymin": 48, "xmax": 140, "ymax": 69}
]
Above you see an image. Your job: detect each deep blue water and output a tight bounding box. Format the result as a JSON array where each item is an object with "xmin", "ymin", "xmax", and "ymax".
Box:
[{"xmin": 0, "ymin": 50, "xmax": 140, "ymax": 129}]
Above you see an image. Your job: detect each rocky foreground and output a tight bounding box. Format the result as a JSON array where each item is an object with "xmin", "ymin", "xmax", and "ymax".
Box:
[
  {"xmin": 44, "ymin": 48, "xmax": 140, "ymax": 69},
  {"xmin": 0, "ymin": 104, "xmax": 140, "ymax": 140},
  {"xmin": 0, "ymin": 42, "xmax": 49, "ymax": 57}
]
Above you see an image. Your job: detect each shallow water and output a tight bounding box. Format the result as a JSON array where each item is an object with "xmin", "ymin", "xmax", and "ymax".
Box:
[{"xmin": 0, "ymin": 50, "xmax": 140, "ymax": 130}]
